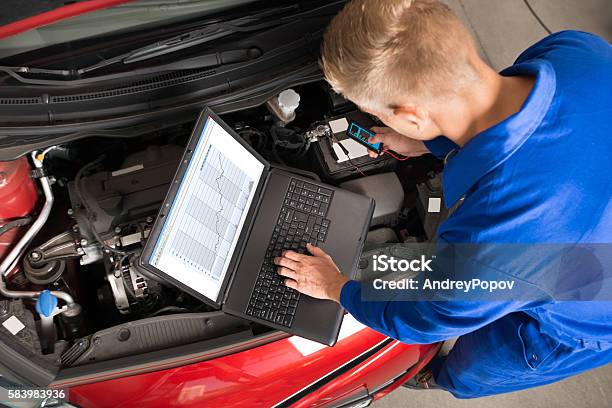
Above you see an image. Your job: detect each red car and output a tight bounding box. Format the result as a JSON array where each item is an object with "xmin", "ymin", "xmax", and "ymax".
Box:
[{"xmin": 0, "ymin": 1, "xmax": 441, "ymax": 407}]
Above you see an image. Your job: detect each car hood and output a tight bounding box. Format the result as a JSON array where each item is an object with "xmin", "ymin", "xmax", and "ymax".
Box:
[
  {"xmin": 0, "ymin": 0, "xmax": 133, "ymax": 39},
  {"xmin": 0, "ymin": 0, "xmax": 342, "ymax": 160}
]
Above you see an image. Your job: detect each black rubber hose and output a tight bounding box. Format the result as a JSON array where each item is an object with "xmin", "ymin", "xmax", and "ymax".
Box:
[{"xmin": 0, "ymin": 217, "xmax": 32, "ymax": 237}]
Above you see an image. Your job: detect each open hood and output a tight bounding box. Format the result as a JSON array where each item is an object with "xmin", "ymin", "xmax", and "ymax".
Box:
[
  {"xmin": 0, "ymin": 0, "xmax": 263, "ymax": 47},
  {"xmin": 0, "ymin": 0, "xmax": 133, "ymax": 39},
  {"xmin": 0, "ymin": 0, "xmax": 342, "ymax": 160}
]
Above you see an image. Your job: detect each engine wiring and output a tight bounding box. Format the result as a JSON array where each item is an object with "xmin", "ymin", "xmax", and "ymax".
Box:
[
  {"xmin": 382, "ymin": 148, "xmax": 411, "ymax": 161},
  {"xmin": 329, "ymin": 133, "xmax": 368, "ymax": 177}
]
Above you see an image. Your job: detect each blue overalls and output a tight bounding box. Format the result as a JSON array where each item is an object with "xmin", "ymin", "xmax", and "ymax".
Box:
[{"xmin": 340, "ymin": 31, "xmax": 612, "ymax": 398}]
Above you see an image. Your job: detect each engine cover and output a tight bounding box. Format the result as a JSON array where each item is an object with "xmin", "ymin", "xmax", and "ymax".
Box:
[{"xmin": 68, "ymin": 145, "xmax": 182, "ymax": 239}]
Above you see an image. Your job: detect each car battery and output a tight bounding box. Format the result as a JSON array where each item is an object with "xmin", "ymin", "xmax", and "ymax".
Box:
[{"xmin": 310, "ymin": 111, "xmax": 396, "ymax": 183}]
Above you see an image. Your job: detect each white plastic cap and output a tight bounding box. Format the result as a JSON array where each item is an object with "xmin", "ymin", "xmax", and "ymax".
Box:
[{"xmin": 277, "ymin": 89, "xmax": 300, "ymax": 117}]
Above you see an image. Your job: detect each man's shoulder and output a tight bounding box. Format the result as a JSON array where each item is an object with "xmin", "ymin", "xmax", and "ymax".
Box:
[{"xmin": 516, "ymin": 30, "xmax": 611, "ymax": 66}]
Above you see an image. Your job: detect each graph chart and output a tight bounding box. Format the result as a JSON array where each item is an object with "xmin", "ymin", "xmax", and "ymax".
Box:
[{"xmin": 170, "ymin": 145, "xmax": 254, "ymax": 281}]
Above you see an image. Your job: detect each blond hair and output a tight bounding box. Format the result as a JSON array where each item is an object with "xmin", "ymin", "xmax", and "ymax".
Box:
[{"xmin": 321, "ymin": 0, "xmax": 479, "ymax": 111}]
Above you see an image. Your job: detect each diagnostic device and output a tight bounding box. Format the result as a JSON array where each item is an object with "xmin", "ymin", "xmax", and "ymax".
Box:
[{"xmin": 346, "ymin": 121, "xmax": 382, "ymax": 154}]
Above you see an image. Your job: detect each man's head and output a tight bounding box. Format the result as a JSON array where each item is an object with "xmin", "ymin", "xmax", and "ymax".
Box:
[{"xmin": 321, "ymin": 0, "xmax": 482, "ymax": 140}]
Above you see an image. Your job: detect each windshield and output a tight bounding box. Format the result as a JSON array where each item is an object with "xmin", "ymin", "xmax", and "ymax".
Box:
[{"xmin": 0, "ymin": 0, "xmax": 262, "ymax": 59}]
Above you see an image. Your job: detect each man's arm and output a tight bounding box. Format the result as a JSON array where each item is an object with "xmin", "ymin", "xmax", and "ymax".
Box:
[
  {"xmin": 340, "ymin": 280, "xmax": 520, "ymax": 343},
  {"xmin": 275, "ymin": 244, "xmax": 548, "ymax": 344},
  {"xmin": 366, "ymin": 127, "xmax": 458, "ymax": 160}
]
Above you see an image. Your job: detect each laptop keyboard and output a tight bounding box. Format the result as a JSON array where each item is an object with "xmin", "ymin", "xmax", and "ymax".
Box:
[{"xmin": 245, "ymin": 178, "xmax": 334, "ymax": 327}]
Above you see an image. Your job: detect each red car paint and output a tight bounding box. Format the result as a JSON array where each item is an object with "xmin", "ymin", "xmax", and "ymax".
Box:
[
  {"xmin": 0, "ymin": 157, "xmax": 38, "ymax": 262},
  {"xmin": 64, "ymin": 327, "xmax": 439, "ymax": 407},
  {"xmin": 0, "ymin": 0, "xmax": 134, "ymax": 40},
  {"xmin": 0, "ymin": 157, "xmax": 37, "ymax": 220}
]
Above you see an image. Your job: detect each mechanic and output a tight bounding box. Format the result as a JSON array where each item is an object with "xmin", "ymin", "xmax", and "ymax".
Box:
[{"xmin": 274, "ymin": 0, "xmax": 612, "ymax": 399}]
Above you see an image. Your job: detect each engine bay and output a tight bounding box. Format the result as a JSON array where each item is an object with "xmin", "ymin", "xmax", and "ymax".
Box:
[{"xmin": 0, "ymin": 81, "xmax": 444, "ymax": 370}]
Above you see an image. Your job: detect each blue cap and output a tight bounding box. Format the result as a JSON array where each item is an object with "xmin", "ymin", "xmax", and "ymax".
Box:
[{"xmin": 35, "ymin": 290, "xmax": 58, "ymax": 317}]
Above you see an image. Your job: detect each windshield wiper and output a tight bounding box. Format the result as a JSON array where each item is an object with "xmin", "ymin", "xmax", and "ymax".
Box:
[
  {"xmin": 121, "ymin": 19, "xmax": 282, "ymax": 65},
  {"xmin": 0, "ymin": 5, "xmax": 298, "ymax": 85},
  {"xmin": 0, "ymin": 1, "xmax": 343, "ymax": 86},
  {"xmin": 79, "ymin": 10, "xmax": 288, "ymax": 74},
  {"xmin": 0, "ymin": 48, "xmax": 262, "ymax": 86}
]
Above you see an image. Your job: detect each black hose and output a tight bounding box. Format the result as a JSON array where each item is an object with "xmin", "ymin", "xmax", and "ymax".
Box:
[
  {"xmin": 0, "ymin": 217, "xmax": 32, "ymax": 237},
  {"xmin": 147, "ymin": 306, "xmax": 190, "ymax": 318}
]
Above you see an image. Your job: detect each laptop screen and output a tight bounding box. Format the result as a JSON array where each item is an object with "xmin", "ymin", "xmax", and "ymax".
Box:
[{"xmin": 148, "ymin": 115, "xmax": 266, "ymax": 302}]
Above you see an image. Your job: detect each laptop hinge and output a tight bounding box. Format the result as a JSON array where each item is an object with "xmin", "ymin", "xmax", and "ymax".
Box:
[{"xmin": 221, "ymin": 167, "xmax": 272, "ymax": 305}]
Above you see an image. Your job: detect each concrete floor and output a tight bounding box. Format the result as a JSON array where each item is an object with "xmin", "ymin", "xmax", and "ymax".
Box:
[
  {"xmin": 443, "ymin": 0, "xmax": 611, "ymax": 71},
  {"xmin": 374, "ymin": 363, "xmax": 612, "ymax": 408},
  {"xmin": 375, "ymin": 1, "xmax": 612, "ymax": 407}
]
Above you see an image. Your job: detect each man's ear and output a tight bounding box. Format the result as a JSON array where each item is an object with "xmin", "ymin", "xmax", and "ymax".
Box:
[{"xmin": 392, "ymin": 105, "xmax": 429, "ymax": 133}]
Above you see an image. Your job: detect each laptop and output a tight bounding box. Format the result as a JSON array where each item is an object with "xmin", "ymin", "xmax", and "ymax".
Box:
[{"xmin": 140, "ymin": 107, "xmax": 374, "ymax": 345}]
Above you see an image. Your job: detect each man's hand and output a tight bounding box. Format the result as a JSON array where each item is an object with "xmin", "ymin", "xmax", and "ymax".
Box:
[
  {"xmin": 368, "ymin": 126, "xmax": 430, "ymax": 158},
  {"xmin": 273, "ymin": 243, "xmax": 348, "ymax": 303}
]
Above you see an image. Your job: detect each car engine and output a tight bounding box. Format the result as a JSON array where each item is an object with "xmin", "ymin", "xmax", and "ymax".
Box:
[
  {"xmin": 0, "ymin": 82, "xmax": 443, "ymax": 366},
  {"xmin": 20, "ymin": 145, "xmax": 185, "ymax": 317}
]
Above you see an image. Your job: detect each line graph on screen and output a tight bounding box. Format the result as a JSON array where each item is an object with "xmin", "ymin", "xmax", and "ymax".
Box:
[{"xmin": 170, "ymin": 145, "xmax": 254, "ymax": 281}]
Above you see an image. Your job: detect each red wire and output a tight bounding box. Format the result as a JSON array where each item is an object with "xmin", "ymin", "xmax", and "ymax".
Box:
[
  {"xmin": 351, "ymin": 162, "xmax": 367, "ymax": 177},
  {"xmin": 383, "ymin": 148, "xmax": 411, "ymax": 161}
]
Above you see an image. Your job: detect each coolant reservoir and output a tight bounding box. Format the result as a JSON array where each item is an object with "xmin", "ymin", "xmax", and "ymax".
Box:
[
  {"xmin": 0, "ymin": 157, "xmax": 38, "ymax": 220},
  {"xmin": 266, "ymin": 89, "xmax": 301, "ymax": 125}
]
